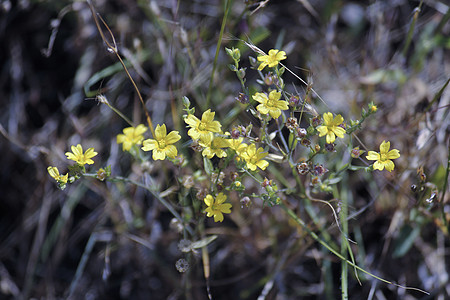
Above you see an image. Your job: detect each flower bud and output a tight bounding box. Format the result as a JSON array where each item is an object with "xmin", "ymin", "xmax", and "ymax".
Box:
[
  {"xmin": 296, "ymin": 127, "xmax": 307, "ymax": 138},
  {"xmin": 96, "ymin": 168, "xmax": 108, "ymax": 181},
  {"xmin": 311, "ymin": 116, "xmax": 322, "ymax": 127},
  {"xmin": 289, "ymin": 95, "xmax": 300, "ymax": 108},
  {"xmin": 324, "ymin": 143, "xmax": 336, "ymax": 152},
  {"xmin": 236, "ymin": 92, "xmax": 249, "ymax": 104},
  {"xmin": 311, "ymin": 164, "xmax": 328, "ymax": 176},
  {"xmin": 300, "ymin": 138, "xmax": 311, "ymax": 147},
  {"xmin": 231, "ymin": 129, "xmax": 240, "ymax": 139},
  {"xmin": 285, "ymin": 117, "xmax": 298, "ymax": 131},
  {"xmin": 238, "ymin": 67, "xmax": 246, "ymax": 79},
  {"xmin": 240, "ymin": 196, "xmax": 251, "ymax": 208},
  {"xmin": 264, "ymin": 73, "xmax": 274, "ymax": 85},
  {"xmin": 351, "ymin": 146, "xmax": 365, "ymax": 158},
  {"xmin": 182, "ymin": 96, "xmax": 191, "ymax": 108},
  {"xmin": 296, "ymin": 162, "xmax": 309, "ymax": 175},
  {"xmin": 249, "ymin": 56, "xmax": 258, "ymax": 67},
  {"xmin": 261, "ymin": 177, "xmax": 272, "ymax": 188}
]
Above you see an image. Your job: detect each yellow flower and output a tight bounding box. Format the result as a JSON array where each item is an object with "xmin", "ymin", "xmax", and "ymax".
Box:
[
  {"xmin": 370, "ymin": 104, "xmax": 378, "ymax": 113},
  {"xmin": 204, "ymin": 193, "xmax": 232, "ymax": 222},
  {"xmin": 47, "ymin": 166, "xmax": 68, "ymax": 183},
  {"xmin": 65, "ymin": 144, "xmax": 98, "ymax": 165},
  {"xmin": 184, "ymin": 109, "xmax": 222, "ymax": 141},
  {"xmin": 229, "ymin": 137, "xmax": 248, "ymax": 154},
  {"xmin": 117, "ymin": 124, "xmax": 147, "ymax": 151},
  {"xmin": 253, "ymin": 90, "xmax": 289, "ymax": 119},
  {"xmin": 366, "ymin": 140, "xmax": 400, "ymax": 172},
  {"xmin": 199, "ymin": 135, "xmax": 230, "ymax": 159},
  {"xmin": 142, "ymin": 124, "xmax": 181, "ymax": 160},
  {"xmin": 317, "ymin": 112, "xmax": 346, "ymax": 144},
  {"xmin": 240, "ymin": 144, "xmax": 269, "ymax": 171},
  {"xmin": 257, "ymin": 49, "xmax": 287, "ymax": 71}
]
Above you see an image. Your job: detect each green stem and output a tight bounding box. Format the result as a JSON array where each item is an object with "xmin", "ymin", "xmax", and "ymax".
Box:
[
  {"xmin": 280, "ymin": 203, "xmax": 430, "ymax": 295},
  {"xmin": 206, "ymin": 0, "xmax": 232, "ymax": 107},
  {"xmin": 401, "ymin": 1, "xmax": 423, "ymax": 57}
]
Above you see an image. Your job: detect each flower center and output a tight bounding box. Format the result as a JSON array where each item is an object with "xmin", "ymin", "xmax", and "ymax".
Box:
[
  {"xmin": 267, "ymin": 98, "xmax": 276, "ymax": 107},
  {"xmin": 380, "ymin": 153, "xmax": 388, "ymax": 162},
  {"xmin": 198, "ymin": 122, "xmax": 207, "ymax": 131},
  {"xmin": 158, "ymin": 139, "xmax": 167, "ymax": 149}
]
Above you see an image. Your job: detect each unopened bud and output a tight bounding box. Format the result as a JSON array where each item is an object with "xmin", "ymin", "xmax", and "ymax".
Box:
[
  {"xmin": 324, "ymin": 143, "xmax": 336, "ymax": 152},
  {"xmin": 296, "ymin": 162, "xmax": 309, "ymax": 175},
  {"xmin": 236, "ymin": 92, "xmax": 249, "ymax": 104},
  {"xmin": 296, "ymin": 128, "xmax": 307, "ymax": 138},
  {"xmin": 289, "ymin": 95, "xmax": 300, "ymax": 108},
  {"xmin": 240, "ymin": 196, "xmax": 251, "ymax": 208}
]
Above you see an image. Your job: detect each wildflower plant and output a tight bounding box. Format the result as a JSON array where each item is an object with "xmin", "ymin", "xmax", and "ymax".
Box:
[{"xmin": 44, "ymin": 4, "xmax": 435, "ymax": 298}]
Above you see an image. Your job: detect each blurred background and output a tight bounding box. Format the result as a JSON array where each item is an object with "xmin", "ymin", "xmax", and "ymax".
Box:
[{"xmin": 0, "ymin": 0, "xmax": 449, "ymax": 299}]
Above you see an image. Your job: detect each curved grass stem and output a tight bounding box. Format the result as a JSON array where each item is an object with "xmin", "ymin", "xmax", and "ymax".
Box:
[{"xmin": 280, "ymin": 202, "xmax": 430, "ymax": 295}]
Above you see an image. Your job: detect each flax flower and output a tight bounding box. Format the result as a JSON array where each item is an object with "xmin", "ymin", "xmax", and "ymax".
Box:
[
  {"xmin": 366, "ymin": 140, "xmax": 400, "ymax": 172},
  {"xmin": 184, "ymin": 109, "xmax": 222, "ymax": 142},
  {"xmin": 316, "ymin": 112, "xmax": 346, "ymax": 144},
  {"xmin": 117, "ymin": 124, "xmax": 147, "ymax": 151},
  {"xmin": 229, "ymin": 137, "xmax": 248, "ymax": 154},
  {"xmin": 199, "ymin": 135, "xmax": 230, "ymax": 159},
  {"xmin": 253, "ymin": 90, "xmax": 289, "ymax": 119},
  {"xmin": 65, "ymin": 144, "xmax": 98, "ymax": 165},
  {"xmin": 257, "ymin": 49, "xmax": 286, "ymax": 71},
  {"xmin": 142, "ymin": 124, "xmax": 181, "ymax": 160},
  {"xmin": 47, "ymin": 166, "xmax": 68, "ymax": 183},
  {"xmin": 204, "ymin": 193, "xmax": 232, "ymax": 222},
  {"xmin": 240, "ymin": 144, "xmax": 269, "ymax": 171}
]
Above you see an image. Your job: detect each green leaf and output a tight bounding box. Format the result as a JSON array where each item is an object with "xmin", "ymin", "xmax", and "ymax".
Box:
[
  {"xmin": 191, "ymin": 235, "xmax": 218, "ymax": 249},
  {"xmin": 393, "ymin": 225, "xmax": 421, "ymax": 258},
  {"xmin": 203, "ymin": 156, "xmax": 214, "ymax": 176}
]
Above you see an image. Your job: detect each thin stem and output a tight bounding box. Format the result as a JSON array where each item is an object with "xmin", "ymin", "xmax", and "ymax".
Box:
[
  {"xmin": 401, "ymin": 1, "xmax": 423, "ymax": 57},
  {"xmin": 206, "ymin": 0, "xmax": 232, "ymax": 107},
  {"xmin": 87, "ymin": 0, "xmax": 155, "ymax": 137},
  {"xmin": 108, "ymin": 175, "xmax": 194, "ymax": 236},
  {"xmin": 280, "ymin": 203, "xmax": 430, "ymax": 295}
]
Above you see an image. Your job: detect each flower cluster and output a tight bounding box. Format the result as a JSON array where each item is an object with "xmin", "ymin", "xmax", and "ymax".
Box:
[
  {"xmin": 47, "ymin": 46, "xmax": 402, "ymax": 227},
  {"xmin": 48, "ymin": 144, "xmax": 98, "ymax": 190}
]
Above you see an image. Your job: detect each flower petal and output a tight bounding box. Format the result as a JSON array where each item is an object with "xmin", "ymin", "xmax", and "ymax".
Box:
[
  {"xmin": 213, "ymin": 212, "xmax": 224, "ymax": 222},
  {"xmin": 142, "ymin": 139, "xmax": 157, "ymax": 151},
  {"xmin": 152, "ymin": 149, "xmax": 166, "ymax": 160},
  {"xmin": 366, "ymin": 151, "xmax": 380, "ymax": 161},
  {"xmin": 204, "ymin": 195, "xmax": 214, "ymax": 207},
  {"xmin": 373, "ymin": 161, "xmax": 384, "ymax": 171},
  {"xmin": 323, "ymin": 112, "xmax": 333, "ymax": 124},
  {"xmin": 387, "ymin": 149, "xmax": 400, "ymax": 159},
  {"xmin": 219, "ymin": 203, "xmax": 232, "ymax": 214},
  {"xmin": 155, "ymin": 124, "xmax": 167, "ymax": 140},
  {"xmin": 332, "ymin": 126, "xmax": 346, "ymax": 138},
  {"xmin": 166, "ymin": 131, "xmax": 181, "ymax": 144},
  {"xmin": 384, "ymin": 160, "xmax": 395, "ymax": 172},
  {"xmin": 326, "ymin": 132, "xmax": 335, "ymax": 144},
  {"xmin": 165, "ymin": 145, "xmax": 178, "ymax": 158},
  {"xmin": 256, "ymin": 160, "xmax": 269, "ymax": 170},
  {"xmin": 216, "ymin": 193, "xmax": 227, "ymax": 204},
  {"xmin": 380, "ymin": 141, "xmax": 390, "ymax": 153}
]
